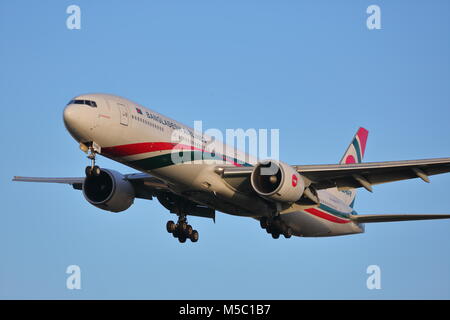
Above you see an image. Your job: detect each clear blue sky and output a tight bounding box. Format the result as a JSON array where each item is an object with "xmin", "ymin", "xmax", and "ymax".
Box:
[{"xmin": 1, "ymin": 0, "xmax": 450, "ymax": 299}]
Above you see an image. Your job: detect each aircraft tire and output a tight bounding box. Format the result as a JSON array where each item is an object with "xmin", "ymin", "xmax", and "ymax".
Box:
[
  {"xmin": 260, "ymin": 217, "xmax": 269, "ymax": 229},
  {"xmin": 284, "ymin": 227, "xmax": 292, "ymax": 238},
  {"xmin": 186, "ymin": 225, "xmax": 193, "ymax": 236},
  {"xmin": 190, "ymin": 230, "xmax": 199, "ymax": 242},
  {"xmin": 166, "ymin": 220, "xmax": 176, "ymax": 233},
  {"xmin": 92, "ymin": 166, "xmax": 101, "ymax": 176},
  {"xmin": 179, "ymin": 222, "xmax": 187, "ymax": 232}
]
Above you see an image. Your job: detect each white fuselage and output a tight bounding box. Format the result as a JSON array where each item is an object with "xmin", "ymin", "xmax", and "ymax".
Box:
[{"xmin": 63, "ymin": 93, "xmax": 364, "ymax": 237}]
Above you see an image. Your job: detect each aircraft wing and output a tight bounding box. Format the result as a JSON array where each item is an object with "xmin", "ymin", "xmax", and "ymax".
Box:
[
  {"xmin": 219, "ymin": 157, "xmax": 450, "ymax": 192},
  {"xmin": 350, "ymin": 214, "xmax": 450, "ymax": 223},
  {"xmin": 12, "ymin": 173, "xmax": 169, "ymax": 200},
  {"xmin": 13, "ymin": 173, "xmax": 216, "ymax": 220}
]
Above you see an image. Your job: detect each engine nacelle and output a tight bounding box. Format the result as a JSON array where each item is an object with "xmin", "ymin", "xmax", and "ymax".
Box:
[
  {"xmin": 250, "ymin": 160, "xmax": 305, "ymax": 203},
  {"xmin": 82, "ymin": 169, "xmax": 135, "ymax": 212}
]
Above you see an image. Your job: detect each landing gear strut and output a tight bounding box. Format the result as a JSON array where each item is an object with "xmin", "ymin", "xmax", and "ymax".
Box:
[
  {"xmin": 85, "ymin": 145, "xmax": 101, "ymax": 177},
  {"xmin": 166, "ymin": 216, "xmax": 199, "ymax": 243},
  {"xmin": 260, "ymin": 216, "xmax": 292, "ymax": 239}
]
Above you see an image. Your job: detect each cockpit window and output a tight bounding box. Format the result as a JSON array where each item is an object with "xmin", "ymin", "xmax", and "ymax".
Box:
[
  {"xmin": 86, "ymin": 100, "xmax": 97, "ymax": 107},
  {"xmin": 67, "ymin": 99, "xmax": 97, "ymax": 107}
]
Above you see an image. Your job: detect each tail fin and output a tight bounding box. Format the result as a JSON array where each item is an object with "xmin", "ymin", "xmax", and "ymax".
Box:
[
  {"xmin": 339, "ymin": 127, "xmax": 369, "ymax": 165},
  {"xmin": 332, "ymin": 128, "xmax": 369, "ymax": 208}
]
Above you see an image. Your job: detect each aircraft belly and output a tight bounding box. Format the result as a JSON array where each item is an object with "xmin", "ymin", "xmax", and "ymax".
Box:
[
  {"xmin": 149, "ymin": 164, "xmax": 273, "ymax": 217},
  {"xmin": 280, "ymin": 208, "xmax": 364, "ymax": 237},
  {"xmin": 280, "ymin": 211, "xmax": 332, "ymax": 236}
]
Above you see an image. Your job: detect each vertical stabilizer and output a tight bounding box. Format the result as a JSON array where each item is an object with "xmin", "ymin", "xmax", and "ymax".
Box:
[
  {"xmin": 332, "ymin": 127, "xmax": 369, "ymax": 208},
  {"xmin": 339, "ymin": 127, "xmax": 369, "ymax": 165}
]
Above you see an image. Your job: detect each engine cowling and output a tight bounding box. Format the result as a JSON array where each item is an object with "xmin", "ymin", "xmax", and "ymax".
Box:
[
  {"xmin": 250, "ymin": 160, "xmax": 305, "ymax": 203},
  {"xmin": 82, "ymin": 169, "xmax": 135, "ymax": 212}
]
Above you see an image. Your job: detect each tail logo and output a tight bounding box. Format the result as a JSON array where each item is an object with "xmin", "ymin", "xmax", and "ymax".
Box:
[
  {"xmin": 341, "ymin": 127, "xmax": 369, "ymax": 165},
  {"xmin": 345, "ymin": 155, "xmax": 356, "ymax": 164}
]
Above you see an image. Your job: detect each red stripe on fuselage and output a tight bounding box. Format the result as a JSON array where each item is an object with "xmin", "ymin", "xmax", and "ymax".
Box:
[
  {"xmin": 101, "ymin": 142, "xmax": 244, "ymax": 167},
  {"xmin": 102, "ymin": 142, "xmax": 202, "ymax": 157},
  {"xmin": 304, "ymin": 208, "xmax": 351, "ymax": 224}
]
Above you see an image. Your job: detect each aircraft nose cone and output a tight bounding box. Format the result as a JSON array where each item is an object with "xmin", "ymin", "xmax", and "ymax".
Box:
[
  {"xmin": 63, "ymin": 103, "xmax": 93, "ymax": 142},
  {"xmin": 63, "ymin": 104, "xmax": 79, "ymax": 129}
]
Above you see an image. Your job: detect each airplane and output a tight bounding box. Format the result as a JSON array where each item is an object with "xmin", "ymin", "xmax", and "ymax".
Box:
[{"xmin": 13, "ymin": 93, "xmax": 450, "ymax": 243}]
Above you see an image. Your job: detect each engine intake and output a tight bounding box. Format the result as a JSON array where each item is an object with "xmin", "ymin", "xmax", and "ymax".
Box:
[
  {"xmin": 83, "ymin": 169, "xmax": 135, "ymax": 212},
  {"xmin": 250, "ymin": 160, "xmax": 305, "ymax": 203}
]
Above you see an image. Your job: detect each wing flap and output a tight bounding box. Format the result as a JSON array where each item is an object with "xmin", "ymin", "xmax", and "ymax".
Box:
[{"xmin": 350, "ymin": 214, "xmax": 450, "ymax": 223}]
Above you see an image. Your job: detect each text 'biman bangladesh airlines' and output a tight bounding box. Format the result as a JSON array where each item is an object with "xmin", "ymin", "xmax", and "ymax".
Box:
[{"xmin": 13, "ymin": 94, "xmax": 450, "ymax": 243}]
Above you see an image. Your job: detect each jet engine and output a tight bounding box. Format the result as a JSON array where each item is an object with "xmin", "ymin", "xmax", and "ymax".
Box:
[
  {"xmin": 82, "ymin": 169, "xmax": 135, "ymax": 212},
  {"xmin": 250, "ymin": 160, "xmax": 305, "ymax": 203}
]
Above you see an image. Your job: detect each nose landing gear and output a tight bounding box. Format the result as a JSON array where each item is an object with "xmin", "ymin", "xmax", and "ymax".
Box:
[{"xmin": 85, "ymin": 144, "xmax": 101, "ymax": 177}]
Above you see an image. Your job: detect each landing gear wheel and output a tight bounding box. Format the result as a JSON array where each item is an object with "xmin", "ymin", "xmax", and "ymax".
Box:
[
  {"xmin": 186, "ymin": 225, "xmax": 193, "ymax": 237},
  {"xmin": 271, "ymin": 233, "xmax": 280, "ymax": 239},
  {"xmin": 166, "ymin": 221, "xmax": 176, "ymax": 233},
  {"xmin": 92, "ymin": 165, "xmax": 101, "ymax": 176},
  {"xmin": 178, "ymin": 236, "xmax": 187, "ymax": 243},
  {"xmin": 260, "ymin": 217, "xmax": 269, "ymax": 229},
  {"xmin": 85, "ymin": 165, "xmax": 101, "ymax": 177},
  {"xmin": 284, "ymin": 227, "xmax": 292, "ymax": 239},
  {"xmin": 179, "ymin": 222, "xmax": 188, "ymax": 232},
  {"xmin": 190, "ymin": 230, "xmax": 199, "ymax": 242}
]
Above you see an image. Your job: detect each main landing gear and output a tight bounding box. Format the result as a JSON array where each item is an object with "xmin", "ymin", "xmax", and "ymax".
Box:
[
  {"xmin": 260, "ymin": 216, "xmax": 292, "ymax": 239},
  {"xmin": 158, "ymin": 193, "xmax": 202, "ymax": 244},
  {"xmin": 85, "ymin": 145, "xmax": 101, "ymax": 177},
  {"xmin": 166, "ymin": 216, "xmax": 199, "ymax": 243}
]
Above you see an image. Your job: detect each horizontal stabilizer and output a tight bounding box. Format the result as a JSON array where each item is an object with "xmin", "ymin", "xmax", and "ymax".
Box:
[{"xmin": 350, "ymin": 214, "xmax": 450, "ymax": 223}]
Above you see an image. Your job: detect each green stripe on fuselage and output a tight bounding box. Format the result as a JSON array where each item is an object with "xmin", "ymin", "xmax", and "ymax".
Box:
[
  {"xmin": 129, "ymin": 151, "xmax": 252, "ymax": 171},
  {"xmin": 318, "ymin": 203, "xmax": 352, "ymax": 219}
]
